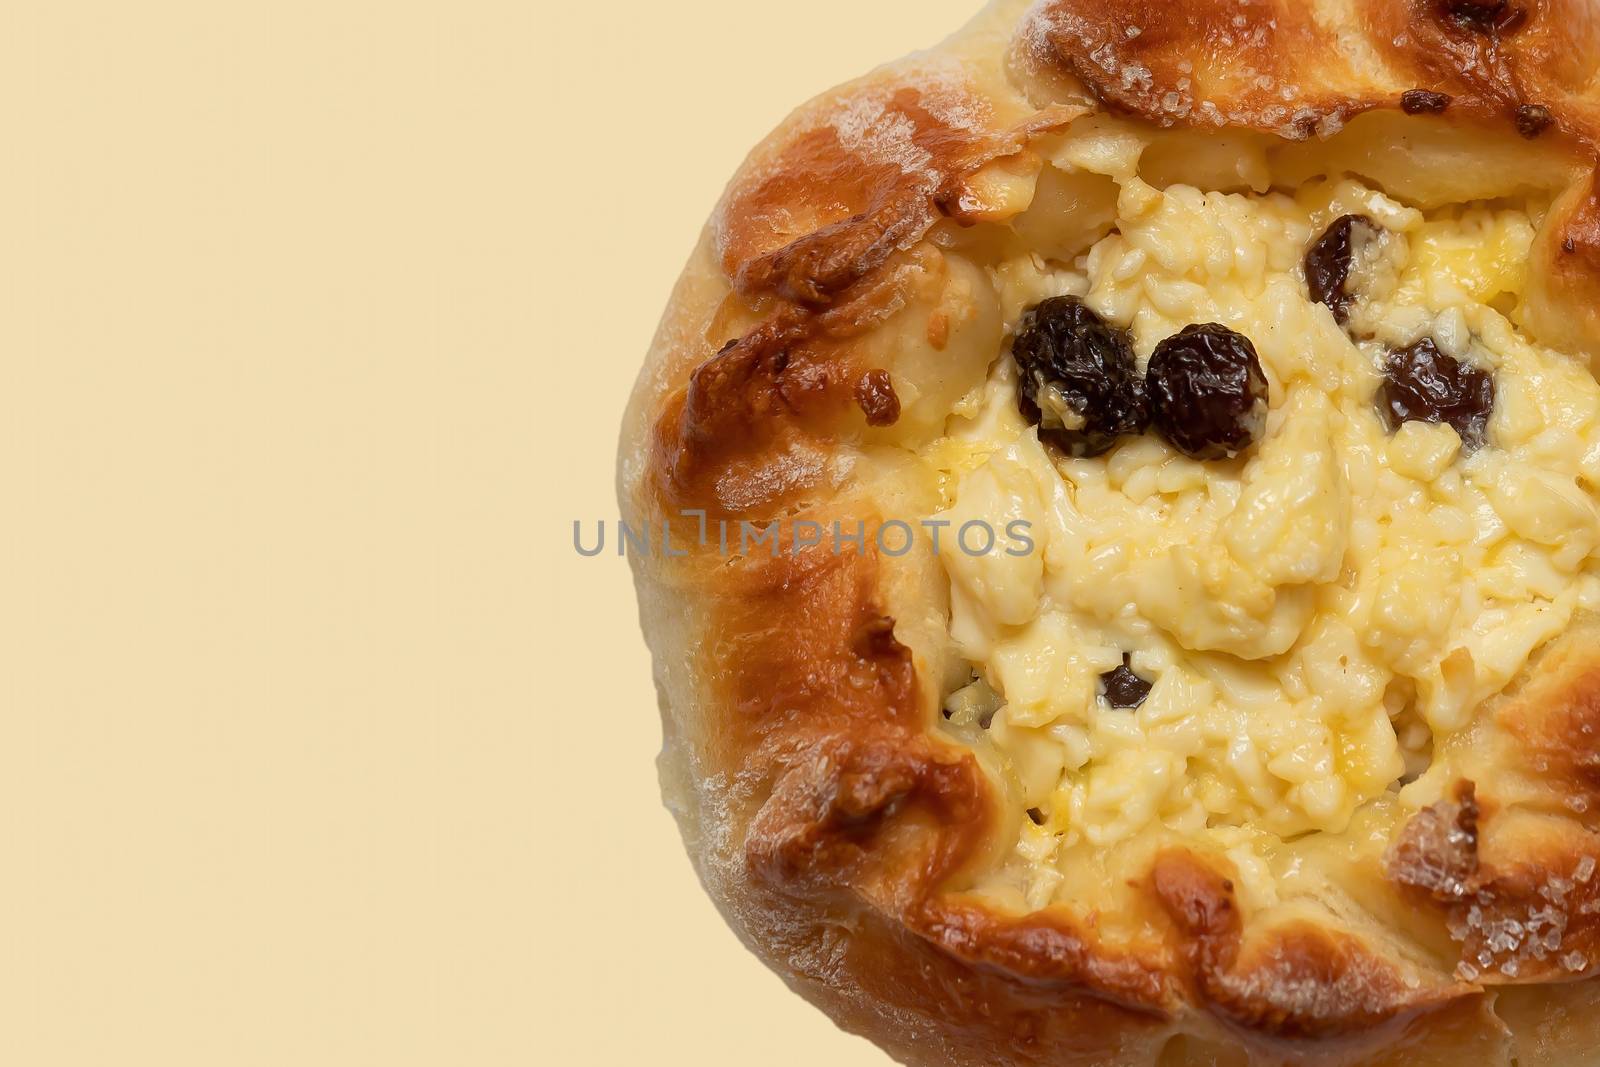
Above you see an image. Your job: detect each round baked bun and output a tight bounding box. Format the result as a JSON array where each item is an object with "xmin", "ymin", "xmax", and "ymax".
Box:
[{"xmin": 618, "ymin": 1, "xmax": 1600, "ymax": 1062}]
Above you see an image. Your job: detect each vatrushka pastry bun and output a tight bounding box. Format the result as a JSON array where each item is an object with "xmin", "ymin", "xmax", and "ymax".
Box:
[{"xmin": 618, "ymin": 1, "xmax": 1600, "ymax": 1063}]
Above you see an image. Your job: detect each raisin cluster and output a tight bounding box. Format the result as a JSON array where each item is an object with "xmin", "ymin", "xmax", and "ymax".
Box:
[
  {"xmin": 1302, "ymin": 217, "xmax": 1498, "ymax": 457},
  {"xmin": 1010, "ymin": 298, "xmax": 1269, "ymax": 461}
]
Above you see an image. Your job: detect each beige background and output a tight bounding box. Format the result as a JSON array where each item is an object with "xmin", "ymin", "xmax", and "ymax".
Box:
[{"xmin": 1, "ymin": 1, "xmax": 978, "ymax": 1063}]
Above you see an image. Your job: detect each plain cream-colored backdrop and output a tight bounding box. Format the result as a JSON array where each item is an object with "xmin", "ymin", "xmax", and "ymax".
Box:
[{"xmin": 2, "ymin": 1, "xmax": 978, "ymax": 1064}]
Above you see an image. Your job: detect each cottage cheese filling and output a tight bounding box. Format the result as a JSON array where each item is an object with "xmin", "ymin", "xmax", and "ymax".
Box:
[{"xmin": 924, "ymin": 122, "xmax": 1600, "ymax": 912}]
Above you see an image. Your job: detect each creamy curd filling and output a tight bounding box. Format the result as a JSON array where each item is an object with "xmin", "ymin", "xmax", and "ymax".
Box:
[{"xmin": 919, "ymin": 121, "xmax": 1600, "ymax": 912}]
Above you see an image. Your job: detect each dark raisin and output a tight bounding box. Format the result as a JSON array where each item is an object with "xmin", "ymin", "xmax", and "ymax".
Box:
[
  {"xmin": 1401, "ymin": 89, "xmax": 1452, "ymax": 114},
  {"xmin": 1377, "ymin": 337, "xmax": 1495, "ymax": 452},
  {"xmin": 854, "ymin": 369, "xmax": 901, "ymax": 426},
  {"xmin": 1515, "ymin": 104, "xmax": 1554, "ymax": 139},
  {"xmin": 1100, "ymin": 654, "xmax": 1153, "ymax": 710},
  {"xmin": 1026, "ymin": 807, "xmax": 1046, "ymax": 826},
  {"xmin": 1305, "ymin": 214, "xmax": 1378, "ymax": 324},
  {"xmin": 1441, "ymin": 0, "xmax": 1526, "ymax": 33},
  {"xmin": 1011, "ymin": 296, "xmax": 1149, "ymax": 458},
  {"xmin": 1146, "ymin": 324, "xmax": 1270, "ymax": 460}
]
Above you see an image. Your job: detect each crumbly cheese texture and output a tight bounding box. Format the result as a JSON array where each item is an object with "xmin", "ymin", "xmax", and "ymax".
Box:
[{"xmin": 926, "ymin": 123, "xmax": 1600, "ymax": 912}]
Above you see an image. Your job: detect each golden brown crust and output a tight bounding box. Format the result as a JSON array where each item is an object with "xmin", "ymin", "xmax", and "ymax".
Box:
[
  {"xmin": 1150, "ymin": 850, "xmax": 1471, "ymax": 1040},
  {"xmin": 1383, "ymin": 632, "xmax": 1600, "ymax": 988},
  {"xmin": 1017, "ymin": 0, "xmax": 1600, "ymax": 141},
  {"xmin": 619, "ymin": 0, "xmax": 1600, "ymax": 1062}
]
